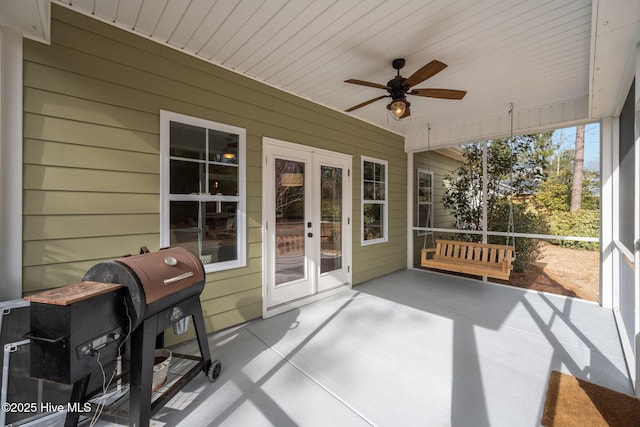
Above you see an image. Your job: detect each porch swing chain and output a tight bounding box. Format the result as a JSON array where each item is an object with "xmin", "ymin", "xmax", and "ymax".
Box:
[{"xmin": 506, "ymin": 103, "xmax": 516, "ymax": 257}]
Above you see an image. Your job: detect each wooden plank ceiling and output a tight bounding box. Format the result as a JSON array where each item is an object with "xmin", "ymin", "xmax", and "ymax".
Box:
[{"xmin": 5, "ymin": 1, "xmax": 640, "ymax": 145}]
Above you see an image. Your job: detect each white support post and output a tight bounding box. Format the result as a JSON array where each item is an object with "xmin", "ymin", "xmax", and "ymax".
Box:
[
  {"xmin": 0, "ymin": 26, "xmax": 23, "ymax": 301},
  {"xmin": 634, "ymin": 42, "xmax": 640, "ymax": 398},
  {"xmin": 481, "ymin": 141, "xmax": 488, "ymax": 245},
  {"xmin": 407, "ymin": 150, "xmax": 414, "ymax": 270},
  {"xmin": 600, "ymin": 117, "xmax": 614, "ymax": 309}
]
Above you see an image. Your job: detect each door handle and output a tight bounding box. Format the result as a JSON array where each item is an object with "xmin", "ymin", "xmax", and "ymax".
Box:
[{"xmin": 308, "ymin": 232, "xmax": 313, "ymax": 238}]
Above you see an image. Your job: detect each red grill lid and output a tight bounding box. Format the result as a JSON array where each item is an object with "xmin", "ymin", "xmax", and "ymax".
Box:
[{"xmin": 115, "ymin": 247, "xmax": 204, "ymax": 304}]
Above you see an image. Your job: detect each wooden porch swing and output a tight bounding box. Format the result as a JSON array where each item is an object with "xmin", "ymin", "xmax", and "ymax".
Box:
[
  {"xmin": 420, "ymin": 104, "xmax": 517, "ymax": 280},
  {"xmin": 421, "ymin": 239, "xmax": 515, "ymax": 280}
]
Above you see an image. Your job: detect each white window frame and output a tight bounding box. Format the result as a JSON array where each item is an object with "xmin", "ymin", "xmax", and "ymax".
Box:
[
  {"xmin": 361, "ymin": 155, "xmax": 388, "ymax": 245},
  {"xmin": 416, "ymin": 168, "xmax": 434, "ymax": 236},
  {"xmin": 160, "ymin": 110, "xmax": 246, "ymax": 273}
]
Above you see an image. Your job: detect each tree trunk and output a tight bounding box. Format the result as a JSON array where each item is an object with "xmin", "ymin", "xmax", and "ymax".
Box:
[{"xmin": 570, "ymin": 125, "xmax": 585, "ymax": 212}]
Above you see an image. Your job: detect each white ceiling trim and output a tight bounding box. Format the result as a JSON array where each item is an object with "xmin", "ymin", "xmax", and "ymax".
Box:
[
  {"xmin": 407, "ymin": 96, "xmax": 591, "ymax": 152},
  {"xmin": 4, "ymin": 0, "xmax": 639, "ymax": 150}
]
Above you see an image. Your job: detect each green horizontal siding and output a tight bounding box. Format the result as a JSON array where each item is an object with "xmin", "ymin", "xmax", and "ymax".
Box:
[
  {"xmin": 23, "ymin": 214, "xmax": 159, "ymax": 240},
  {"xmin": 24, "ymin": 114, "xmax": 158, "ymax": 153},
  {"xmin": 22, "ymin": 5, "xmax": 406, "ymax": 337},
  {"xmin": 24, "ymin": 165, "xmax": 158, "ymax": 193},
  {"xmin": 23, "ymin": 234, "xmax": 159, "ymax": 267},
  {"xmin": 23, "ymin": 261, "xmax": 104, "ymax": 294},
  {"xmin": 23, "ymin": 191, "xmax": 159, "ymax": 215}
]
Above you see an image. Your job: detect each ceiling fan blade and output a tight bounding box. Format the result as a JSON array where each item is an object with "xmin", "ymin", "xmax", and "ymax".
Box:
[
  {"xmin": 345, "ymin": 95, "xmax": 388, "ymax": 112},
  {"xmin": 404, "ymin": 60, "xmax": 447, "ymax": 88},
  {"xmin": 344, "ymin": 79, "xmax": 388, "ymax": 90},
  {"xmin": 410, "ymin": 88, "xmax": 467, "ymax": 100}
]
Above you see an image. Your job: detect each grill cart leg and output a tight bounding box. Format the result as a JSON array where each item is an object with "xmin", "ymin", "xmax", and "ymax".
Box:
[
  {"xmin": 129, "ymin": 319, "xmax": 156, "ymax": 427},
  {"xmin": 190, "ymin": 300, "xmax": 211, "ymax": 371},
  {"xmin": 188, "ymin": 297, "xmax": 221, "ymax": 382},
  {"xmin": 64, "ymin": 374, "xmax": 90, "ymax": 427}
]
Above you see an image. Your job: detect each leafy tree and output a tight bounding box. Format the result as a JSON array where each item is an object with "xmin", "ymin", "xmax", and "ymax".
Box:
[
  {"xmin": 442, "ymin": 133, "xmax": 553, "ymax": 231},
  {"xmin": 535, "ymin": 149, "xmax": 599, "ymax": 212},
  {"xmin": 534, "ymin": 138, "xmax": 600, "ymax": 250},
  {"xmin": 441, "ymin": 133, "xmax": 553, "ymax": 271}
]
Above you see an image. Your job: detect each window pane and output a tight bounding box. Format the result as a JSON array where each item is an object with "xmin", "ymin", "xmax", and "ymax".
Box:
[
  {"xmin": 209, "ymin": 164, "xmax": 239, "ymax": 196},
  {"xmin": 170, "ymin": 159, "xmax": 206, "ymax": 194},
  {"xmin": 208, "ymin": 129, "xmax": 239, "ymax": 164},
  {"xmin": 363, "ymin": 203, "xmax": 383, "ymax": 240},
  {"xmin": 169, "ymin": 201, "xmax": 238, "ymax": 265},
  {"xmin": 363, "ymin": 181, "xmax": 374, "ymax": 200},
  {"xmin": 363, "ymin": 161, "xmax": 375, "ymax": 180},
  {"xmin": 418, "ymin": 173, "xmax": 432, "ymax": 202},
  {"xmin": 205, "ymin": 202, "xmax": 238, "ymax": 263},
  {"xmin": 363, "ymin": 160, "xmax": 385, "ymax": 201},
  {"xmin": 169, "ymin": 201, "xmax": 202, "ymax": 255},
  {"xmin": 170, "ymin": 122, "xmax": 206, "ymax": 160},
  {"xmin": 375, "ymin": 163, "xmax": 384, "ymax": 182},
  {"xmin": 375, "ymin": 182, "xmax": 385, "ymax": 200}
]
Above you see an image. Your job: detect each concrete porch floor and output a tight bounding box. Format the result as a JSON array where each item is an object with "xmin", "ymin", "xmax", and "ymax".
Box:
[{"xmin": 96, "ymin": 269, "xmax": 632, "ymax": 426}]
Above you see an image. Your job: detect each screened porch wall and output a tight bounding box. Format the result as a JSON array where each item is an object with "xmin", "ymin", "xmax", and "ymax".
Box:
[{"xmin": 411, "ymin": 151, "xmax": 460, "ymax": 268}]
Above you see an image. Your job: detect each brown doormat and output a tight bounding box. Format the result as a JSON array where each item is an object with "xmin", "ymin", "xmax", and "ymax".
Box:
[{"xmin": 541, "ymin": 371, "xmax": 640, "ymax": 426}]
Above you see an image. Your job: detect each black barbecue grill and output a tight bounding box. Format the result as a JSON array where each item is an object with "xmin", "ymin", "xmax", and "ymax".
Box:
[{"xmin": 26, "ymin": 247, "xmax": 221, "ymax": 427}]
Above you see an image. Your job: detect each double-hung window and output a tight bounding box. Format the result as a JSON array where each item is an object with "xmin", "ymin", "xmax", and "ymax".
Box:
[
  {"xmin": 361, "ymin": 156, "xmax": 388, "ymax": 245},
  {"xmin": 160, "ymin": 111, "xmax": 246, "ymax": 272}
]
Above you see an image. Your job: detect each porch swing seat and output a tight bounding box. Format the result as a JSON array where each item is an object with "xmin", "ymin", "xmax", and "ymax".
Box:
[{"xmin": 421, "ymin": 239, "xmax": 515, "ymax": 280}]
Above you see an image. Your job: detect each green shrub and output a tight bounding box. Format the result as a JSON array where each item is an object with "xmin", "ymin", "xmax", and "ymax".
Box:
[
  {"xmin": 546, "ymin": 210, "xmax": 599, "ymax": 250},
  {"xmin": 487, "ymin": 200, "xmax": 550, "ymax": 272}
]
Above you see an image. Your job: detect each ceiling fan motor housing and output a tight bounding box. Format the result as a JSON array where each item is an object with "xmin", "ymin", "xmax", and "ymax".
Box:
[
  {"xmin": 387, "ymin": 76, "xmax": 408, "ymax": 101},
  {"xmin": 389, "ymin": 58, "xmax": 408, "ymax": 100}
]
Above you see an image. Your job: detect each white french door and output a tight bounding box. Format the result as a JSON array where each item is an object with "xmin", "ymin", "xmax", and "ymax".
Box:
[{"xmin": 263, "ymin": 138, "xmax": 351, "ymax": 313}]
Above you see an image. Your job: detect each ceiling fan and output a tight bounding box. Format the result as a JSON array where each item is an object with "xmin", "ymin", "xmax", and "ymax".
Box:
[{"xmin": 344, "ymin": 58, "xmax": 467, "ymax": 120}]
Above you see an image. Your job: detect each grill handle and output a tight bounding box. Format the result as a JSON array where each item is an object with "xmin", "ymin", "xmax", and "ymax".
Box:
[
  {"xmin": 163, "ymin": 271, "xmax": 194, "ymax": 286},
  {"xmin": 23, "ymin": 332, "xmax": 67, "ymax": 345}
]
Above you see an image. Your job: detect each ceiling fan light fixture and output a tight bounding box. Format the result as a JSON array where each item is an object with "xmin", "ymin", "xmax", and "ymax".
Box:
[{"xmin": 389, "ymin": 98, "xmax": 407, "ymax": 120}]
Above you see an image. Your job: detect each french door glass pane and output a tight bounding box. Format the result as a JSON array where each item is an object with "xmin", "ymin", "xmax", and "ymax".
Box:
[
  {"xmin": 321, "ymin": 166, "xmax": 342, "ymax": 273},
  {"xmin": 275, "ymin": 159, "xmax": 306, "ymax": 285}
]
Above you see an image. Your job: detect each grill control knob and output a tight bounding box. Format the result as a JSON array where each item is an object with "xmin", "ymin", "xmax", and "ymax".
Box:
[{"xmin": 164, "ymin": 256, "xmax": 178, "ymax": 266}]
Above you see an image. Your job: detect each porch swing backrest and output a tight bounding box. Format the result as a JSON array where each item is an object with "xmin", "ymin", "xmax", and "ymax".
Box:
[{"xmin": 421, "ymin": 239, "xmax": 515, "ymax": 280}]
